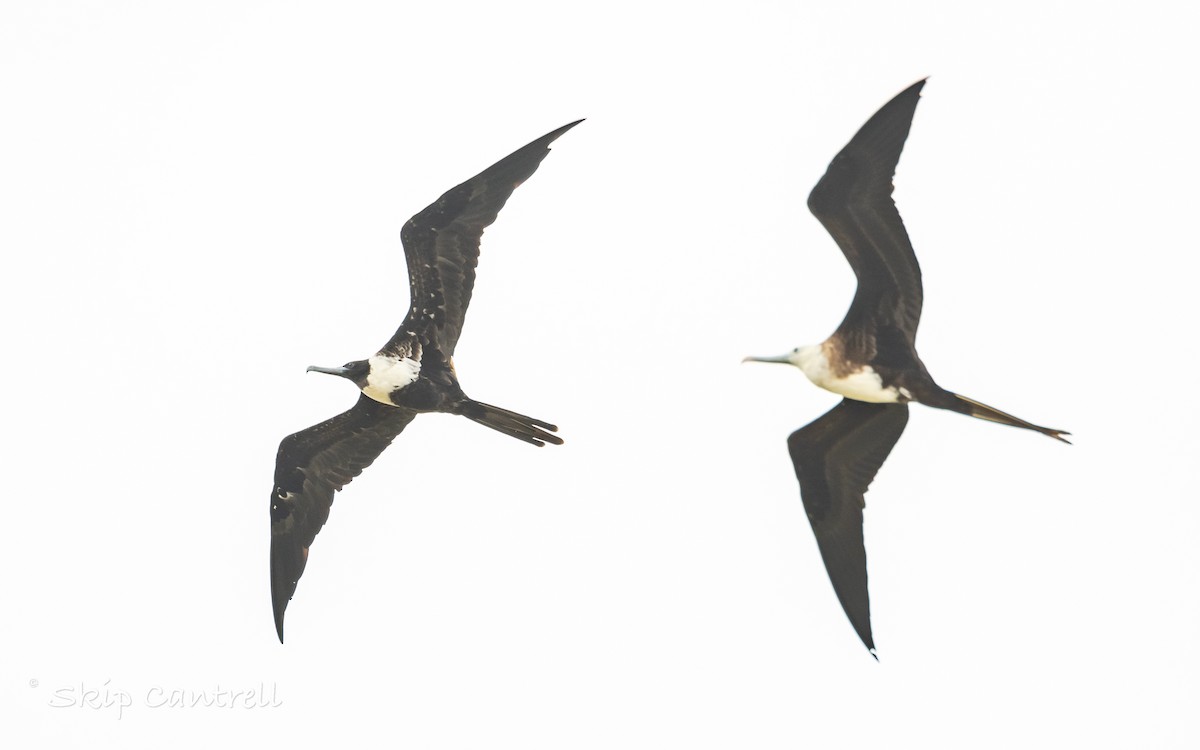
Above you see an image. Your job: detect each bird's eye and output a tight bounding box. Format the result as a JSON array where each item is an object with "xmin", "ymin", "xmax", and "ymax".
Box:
[{"xmin": 793, "ymin": 347, "xmax": 801, "ymax": 353}]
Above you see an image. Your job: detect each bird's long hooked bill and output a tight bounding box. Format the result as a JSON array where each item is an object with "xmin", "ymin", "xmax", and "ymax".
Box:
[
  {"xmin": 306, "ymin": 365, "xmax": 350, "ymax": 376},
  {"xmin": 742, "ymin": 354, "xmax": 793, "ymax": 364}
]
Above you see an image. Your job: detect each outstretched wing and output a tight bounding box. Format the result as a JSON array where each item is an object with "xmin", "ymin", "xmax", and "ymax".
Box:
[
  {"xmin": 270, "ymin": 395, "xmax": 418, "ymax": 642},
  {"xmin": 787, "ymin": 399, "xmax": 909, "ymax": 656},
  {"xmin": 385, "ymin": 120, "xmax": 583, "ymax": 358},
  {"xmin": 807, "ymin": 80, "xmax": 926, "ymax": 357}
]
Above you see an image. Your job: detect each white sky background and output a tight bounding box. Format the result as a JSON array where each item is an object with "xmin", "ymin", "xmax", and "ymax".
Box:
[{"xmin": 2, "ymin": 0, "xmax": 1197, "ymax": 746}]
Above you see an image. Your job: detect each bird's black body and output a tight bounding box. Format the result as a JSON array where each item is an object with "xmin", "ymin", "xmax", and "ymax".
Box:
[
  {"xmin": 745, "ymin": 80, "xmax": 1067, "ymax": 656},
  {"xmin": 270, "ymin": 120, "xmax": 580, "ymax": 642}
]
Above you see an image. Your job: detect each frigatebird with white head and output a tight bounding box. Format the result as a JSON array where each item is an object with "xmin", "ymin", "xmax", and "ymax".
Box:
[
  {"xmin": 744, "ymin": 80, "xmax": 1067, "ymax": 657},
  {"xmin": 270, "ymin": 121, "xmax": 580, "ymax": 642}
]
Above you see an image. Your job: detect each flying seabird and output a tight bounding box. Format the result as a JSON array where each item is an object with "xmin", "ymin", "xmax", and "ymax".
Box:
[
  {"xmin": 744, "ymin": 80, "xmax": 1068, "ymax": 657},
  {"xmin": 269, "ymin": 120, "xmax": 581, "ymax": 642}
]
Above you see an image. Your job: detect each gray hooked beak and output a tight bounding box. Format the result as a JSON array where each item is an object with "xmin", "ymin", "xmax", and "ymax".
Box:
[
  {"xmin": 742, "ymin": 353, "xmax": 793, "ymax": 365},
  {"xmin": 307, "ymin": 365, "xmax": 351, "ymax": 377}
]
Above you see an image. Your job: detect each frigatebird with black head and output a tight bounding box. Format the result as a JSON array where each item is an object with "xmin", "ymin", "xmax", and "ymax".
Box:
[
  {"xmin": 744, "ymin": 80, "xmax": 1067, "ymax": 657},
  {"xmin": 270, "ymin": 121, "xmax": 580, "ymax": 642}
]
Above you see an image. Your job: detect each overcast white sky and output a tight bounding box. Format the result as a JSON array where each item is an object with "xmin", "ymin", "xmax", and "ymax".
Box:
[{"xmin": 3, "ymin": 1, "xmax": 1198, "ymax": 747}]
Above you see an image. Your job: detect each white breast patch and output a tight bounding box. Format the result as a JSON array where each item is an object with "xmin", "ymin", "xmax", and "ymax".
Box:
[
  {"xmin": 790, "ymin": 344, "xmax": 903, "ymax": 404},
  {"xmin": 362, "ymin": 353, "xmax": 420, "ymax": 405},
  {"xmin": 821, "ymin": 368, "xmax": 904, "ymax": 403}
]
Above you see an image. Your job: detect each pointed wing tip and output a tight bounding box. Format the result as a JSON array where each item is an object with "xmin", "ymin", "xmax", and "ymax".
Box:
[
  {"xmin": 270, "ymin": 539, "xmax": 303, "ymax": 646},
  {"xmin": 890, "ymin": 78, "xmax": 927, "ymax": 102},
  {"xmin": 904, "ymin": 78, "xmax": 927, "ymax": 105},
  {"xmin": 542, "ymin": 119, "xmax": 585, "ymax": 144},
  {"xmin": 888, "ymin": 77, "xmax": 928, "ymax": 112},
  {"xmin": 884, "ymin": 78, "xmax": 927, "ymax": 122},
  {"xmin": 272, "ymin": 593, "xmax": 288, "ymax": 643},
  {"xmin": 856, "ymin": 623, "xmax": 877, "ymax": 657}
]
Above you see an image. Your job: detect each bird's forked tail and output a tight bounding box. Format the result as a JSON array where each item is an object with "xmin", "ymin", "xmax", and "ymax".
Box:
[
  {"xmin": 458, "ymin": 400, "xmax": 563, "ymax": 447},
  {"xmin": 944, "ymin": 393, "xmax": 1071, "ymax": 444}
]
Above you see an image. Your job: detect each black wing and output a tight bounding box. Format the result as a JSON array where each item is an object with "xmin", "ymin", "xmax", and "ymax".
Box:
[
  {"xmin": 385, "ymin": 120, "xmax": 583, "ymax": 358},
  {"xmin": 270, "ymin": 395, "xmax": 418, "ymax": 642},
  {"xmin": 787, "ymin": 399, "xmax": 909, "ymax": 656},
  {"xmin": 807, "ymin": 80, "xmax": 926, "ymax": 357}
]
